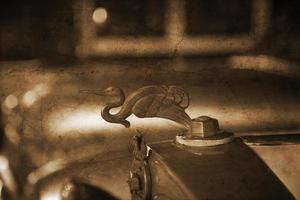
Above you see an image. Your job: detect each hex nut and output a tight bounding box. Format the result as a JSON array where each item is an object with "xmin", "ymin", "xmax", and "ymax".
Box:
[{"xmin": 190, "ymin": 116, "xmax": 220, "ymax": 138}]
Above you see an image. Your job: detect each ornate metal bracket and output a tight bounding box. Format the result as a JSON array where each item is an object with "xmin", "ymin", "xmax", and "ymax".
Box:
[
  {"xmin": 128, "ymin": 134, "xmax": 151, "ymax": 200},
  {"xmin": 99, "ymin": 85, "xmax": 192, "ymax": 130}
]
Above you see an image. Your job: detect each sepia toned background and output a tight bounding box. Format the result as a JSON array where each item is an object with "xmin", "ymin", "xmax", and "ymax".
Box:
[{"xmin": 0, "ymin": 0, "xmax": 300, "ymax": 199}]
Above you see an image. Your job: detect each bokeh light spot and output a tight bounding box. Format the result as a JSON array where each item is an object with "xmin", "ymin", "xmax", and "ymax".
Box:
[
  {"xmin": 0, "ymin": 156, "xmax": 8, "ymax": 171},
  {"xmin": 4, "ymin": 94, "xmax": 18, "ymax": 109},
  {"xmin": 22, "ymin": 91, "xmax": 37, "ymax": 107},
  {"xmin": 4, "ymin": 124, "xmax": 20, "ymax": 145},
  {"xmin": 92, "ymin": 7, "xmax": 108, "ymax": 24}
]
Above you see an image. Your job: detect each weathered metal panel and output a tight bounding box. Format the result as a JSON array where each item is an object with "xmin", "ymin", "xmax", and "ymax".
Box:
[{"xmin": 149, "ymin": 139, "xmax": 295, "ymax": 200}]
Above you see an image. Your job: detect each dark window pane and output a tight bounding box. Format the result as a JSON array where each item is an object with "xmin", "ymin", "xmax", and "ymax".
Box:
[
  {"xmin": 93, "ymin": 0, "xmax": 165, "ymax": 36},
  {"xmin": 186, "ymin": 0, "xmax": 251, "ymax": 35}
]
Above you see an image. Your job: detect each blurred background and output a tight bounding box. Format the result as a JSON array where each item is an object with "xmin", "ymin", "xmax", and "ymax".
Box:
[
  {"xmin": 0, "ymin": 0, "xmax": 300, "ymax": 199},
  {"xmin": 0, "ymin": 0, "xmax": 300, "ymax": 62}
]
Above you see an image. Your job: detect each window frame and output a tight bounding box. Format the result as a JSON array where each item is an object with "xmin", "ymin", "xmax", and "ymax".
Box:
[{"xmin": 74, "ymin": 0, "xmax": 271, "ymax": 57}]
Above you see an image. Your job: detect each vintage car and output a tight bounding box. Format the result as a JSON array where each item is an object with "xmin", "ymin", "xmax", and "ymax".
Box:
[
  {"xmin": 1, "ymin": 0, "xmax": 300, "ymax": 199},
  {"xmin": 0, "ymin": 58, "xmax": 300, "ymax": 200}
]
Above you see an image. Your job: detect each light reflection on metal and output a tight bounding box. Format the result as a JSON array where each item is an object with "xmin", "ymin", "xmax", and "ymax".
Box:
[
  {"xmin": 241, "ymin": 134, "xmax": 300, "ymax": 146},
  {"xmin": 45, "ymin": 99, "xmax": 300, "ymax": 137},
  {"xmin": 45, "ymin": 105, "xmax": 124, "ymax": 136},
  {"xmin": 187, "ymin": 103, "xmax": 300, "ymax": 133},
  {"xmin": 47, "ymin": 107, "xmax": 106, "ymax": 135},
  {"xmin": 46, "ymin": 105, "xmax": 187, "ymax": 137},
  {"xmin": 176, "ymin": 132, "xmax": 234, "ymax": 147}
]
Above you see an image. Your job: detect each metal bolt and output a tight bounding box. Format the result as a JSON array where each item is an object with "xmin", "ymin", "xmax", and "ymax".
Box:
[{"xmin": 189, "ymin": 116, "xmax": 220, "ymax": 138}]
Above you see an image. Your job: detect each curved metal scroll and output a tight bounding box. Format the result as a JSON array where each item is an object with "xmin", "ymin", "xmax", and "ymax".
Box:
[
  {"xmin": 100, "ymin": 85, "xmax": 192, "ymax": 130},
  {"xmin": 128, "ymin": 134, "xmax": 151, "ymax": 200}
]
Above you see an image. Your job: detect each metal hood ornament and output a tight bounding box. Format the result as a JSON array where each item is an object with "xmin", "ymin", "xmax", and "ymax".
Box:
[
  {"xmin": 97, "ymin": 85, "xmax": 235, "ymax": 147},
  {"xmin": 99, "ymin": 85, "xmax": 192, "ymax": 130}
]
